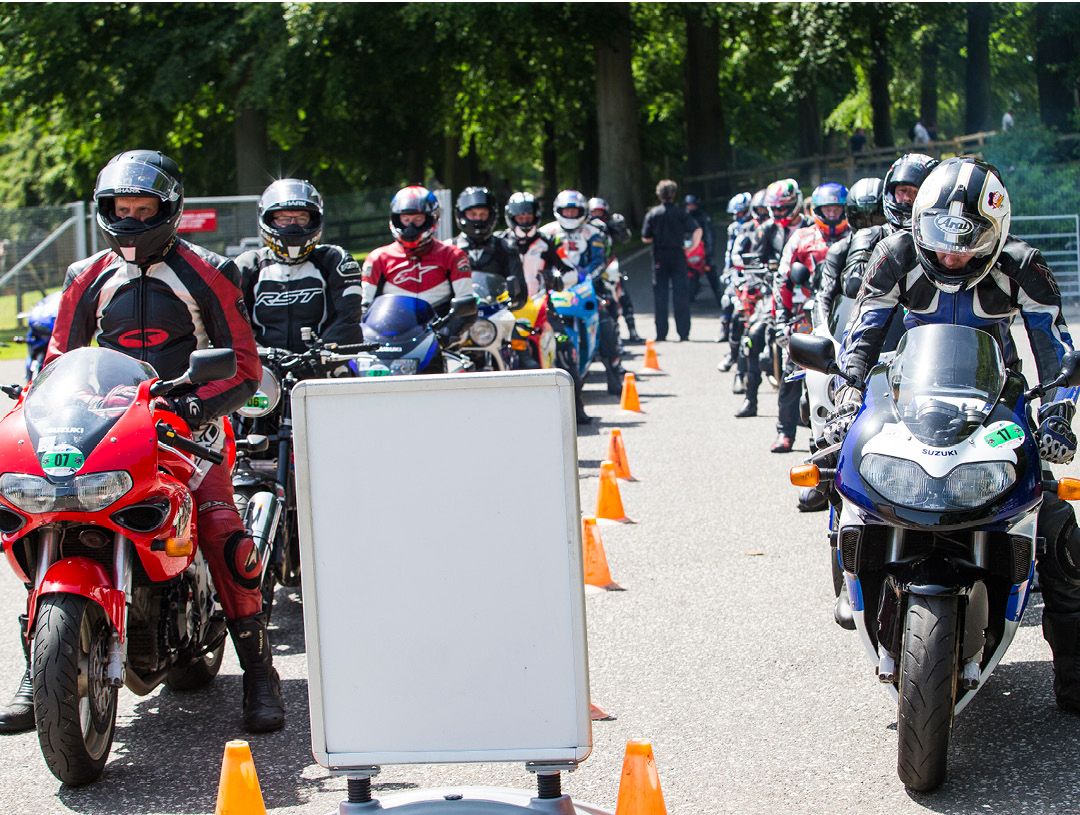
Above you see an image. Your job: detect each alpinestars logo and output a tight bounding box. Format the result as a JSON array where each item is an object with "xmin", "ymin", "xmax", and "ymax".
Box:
[
  {"xmin": 388, "ymin": 260, "xmax": 442, "ymax": 286},
  {"xmin": 255, "ymin": 288, "xmax": 322, "ymax": 306}
]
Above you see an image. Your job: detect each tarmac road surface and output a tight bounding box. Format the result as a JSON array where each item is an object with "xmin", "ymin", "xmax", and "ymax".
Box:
[{"xmin": 0, "ymin": 253, "xmax": 1078, "ymax": 813}]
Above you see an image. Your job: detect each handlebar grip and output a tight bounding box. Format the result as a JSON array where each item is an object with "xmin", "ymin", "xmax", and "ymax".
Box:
[{"xmin": 156, "ymin": 423, "xmax": 225, "ymax": 465}]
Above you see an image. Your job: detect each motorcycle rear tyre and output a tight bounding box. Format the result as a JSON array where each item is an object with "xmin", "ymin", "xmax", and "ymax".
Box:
[
  {"xmin": 33, "ymin": 594, "xmax": 117, "ymax": 786},
  {"xmin": 896, "ymin": 594, "xmax": 959, "ymax": 792}
]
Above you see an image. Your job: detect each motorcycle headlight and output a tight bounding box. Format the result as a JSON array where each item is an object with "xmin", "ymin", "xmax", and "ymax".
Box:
[
  {"xmin": 0, "ymin": 474, "xmax": 55, "ymax": 514},
  {"xmin": 943, "ymin": 462, "xmax": 1016, "ymax": 508},
  {"xmin": 0, "ymin": 471, "xmax": 132, "ymax": 514},
  {"xmin": 859, "ymin": 454, "xmax": 1015, "ymax": 511},
  {"xmin": 468, "ymin": 319, "xmax": 498, "ymax": 347},
  {"xmin": 389, "ymin": 359, "xmax": 419, "ymax": 376}
]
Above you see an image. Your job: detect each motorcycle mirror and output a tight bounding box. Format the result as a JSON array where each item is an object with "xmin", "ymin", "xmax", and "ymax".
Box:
[
  {"xmin": 843, "ymin": 274, "xmax": 863, "ymax": 299},
  {"xmin": 238, "ymin": 434, "xmax": 269, "ymax": 454},
  {"xmin": 449, "ymin": 295, "xmax": 478, "ymax": 320},
  {"xmin": 186, "ymin": 349, "xmax": 237, "ymax": 385},
  {"xmin": 506, "ymin": 276, "xmax": 527, "ymax": 310},
  {"xmin": 787, "ymin": 333, "xmax": 852, "ymax": 384},
  {"xmin": 789, "ymin": 262, "xmax": 811, "ymax": 287},
  {"xmin": 1061, "ymin": 350, "xmax": 1080, "ymax": 387},
  {"xmin": 1, "ymin": 384, "xmax": 22, "ymax": 400}
]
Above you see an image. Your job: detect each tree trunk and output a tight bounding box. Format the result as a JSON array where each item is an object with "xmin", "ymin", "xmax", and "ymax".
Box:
[
  {"xmin": 965, "ymin": 4, "xmax": 992, "ymax": 133},
  {"xmin": 684, "ymin": 11, "xmax": 730, "ymax": 187},
  {"xmin": 595, "ymin": 3, "xmax": 644, "ymax": 224},
  {"xmin": 869, "ymin": 8, "xmax": 894, "ymax": 147},
  {"xmin": 1036, "ymin": 3, "xmax": 1078, "ymax": 131},
  {"xmin": 542, "ymin": 120, "xmax": 558, "ymax": 201},
  {"xmin": 580, "ymin": 109, "xmax": 599, "ymax": 195},
  {"xmin": 233, "ymin": 108, "xmax": 268, "ymax": 195},
  {"xmin": 919, "ymin": 27, "xmax": 939, "ymax": 134}
]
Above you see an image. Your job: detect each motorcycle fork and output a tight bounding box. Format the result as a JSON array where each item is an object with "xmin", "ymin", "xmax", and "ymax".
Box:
[{"xmin": 107, "ymin": 534, "xmax": 132, "ymax": 688}]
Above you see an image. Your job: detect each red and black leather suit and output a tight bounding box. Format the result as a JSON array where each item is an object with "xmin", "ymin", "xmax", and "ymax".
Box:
[{"xmin": 46, "ymin": 239, "xmax": 264, "ymax": 620}]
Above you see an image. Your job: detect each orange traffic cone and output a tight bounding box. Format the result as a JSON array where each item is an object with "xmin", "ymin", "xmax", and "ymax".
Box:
[
  {"xmin": 606, "ymin": 428, "xmax": 636, "ymax": 481},
  {"xmin": 642, "ymin": 341, "xmax": 661, "ymax": 371},
  {"xmin": 590, "ymin": 701, "xmax": 616, "ymax": 721},
  {"xmin": 620, "ymin": 373, "xmax": 642, "ymax": 412},
  {"xmin": 615, "ymin": 740, "xmax": 667, "ymax": 815},
  {"xmin": 582, "ymin": 516, "xmax": 624, "ymax": 590},
  {"xmin": 596, "ymin": 461, "xmax": 633, "ymax": 523},
  {"xmin": 215, "ymin": 740, "xmax": 267, "ymax": 815}
]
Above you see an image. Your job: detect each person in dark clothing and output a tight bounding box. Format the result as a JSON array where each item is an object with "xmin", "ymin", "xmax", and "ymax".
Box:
[
  {"xmin": 454, "ymin": 186, "xmax": 526, "ymax": 291},
  {"xmin": 641, "ymin": 179, "xmax": 701, "ymax": 341},
  {"xmin": 685, "ymin": 194, "xmax": 723, "ymax": 310}
]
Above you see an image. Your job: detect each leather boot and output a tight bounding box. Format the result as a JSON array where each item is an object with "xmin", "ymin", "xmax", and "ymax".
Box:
[
  {"xmin": 228, "ymin": 614, "xmax": 285, "ymax": 733},
  {"xmin": 0, "ymin": 615, "xmax": 34, "ymax": 734},
  {"xmin": 1043, "ymin": 612, "xmax": 1080, "ymax": 713},
  {"xmin": 734, "ymin": 398, "xmax": 757, "ymax": 418}
]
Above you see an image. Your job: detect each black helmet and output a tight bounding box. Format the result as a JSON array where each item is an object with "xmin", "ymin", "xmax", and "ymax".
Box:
[
  {"xmin": 911, "ymin": 157, "xmax": 1011, "ymax": 293},
  {"xmin": 505, "ymin": 192, "xmax": 540, "ymax": 240},
  {"xmin": 883, "ymin": 153, "xmax": 938, "ymax": 229},
  {"xmin": 258, "ymin": 178, "xmax": 323, "ymax": 264},
  {"xmin": 455, "ymin": 186, "xmax": 498, "ymax": 241},
  {"xmin": 94, "ymin": 149, "xmax": 184, "ymax": 266},
  {"xmin": 846, "ymin": 177, "xmax": 886, "ymax": 231}
]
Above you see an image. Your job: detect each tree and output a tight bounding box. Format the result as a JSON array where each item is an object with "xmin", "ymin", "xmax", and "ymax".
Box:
[
  {"xmin": 868, "ymin": 5, "xmax": 894, "ymax": 147},
  {"xmin": 965, "ymin": 3, "xmax": 993, "ymax": 132},
  {"xmin": 1035, "ymin": 3, "xmax": 1080, "ymax": 131},
  {"xmin": 684, "ymin": 6, "xmax": 729, "ymax": 181},
  {"xmin": 594, "ymin": 3, "xmax": 643, "ymax": 222}
]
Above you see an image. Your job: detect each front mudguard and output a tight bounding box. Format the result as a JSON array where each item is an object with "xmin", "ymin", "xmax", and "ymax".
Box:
[{"xmin": 27, "ymin": 557, "xmax": 125, "ymax": 640}]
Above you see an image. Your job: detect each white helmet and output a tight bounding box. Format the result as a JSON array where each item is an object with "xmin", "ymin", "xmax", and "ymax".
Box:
[{"xmin": 553, "ymin": 189, "xmax": 588, "ymax": 231}]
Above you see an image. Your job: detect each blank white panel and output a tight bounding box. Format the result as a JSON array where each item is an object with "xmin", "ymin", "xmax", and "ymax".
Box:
[{"xmin": 291, "ymin": 370, "xmax": 591, "ymax": 768}]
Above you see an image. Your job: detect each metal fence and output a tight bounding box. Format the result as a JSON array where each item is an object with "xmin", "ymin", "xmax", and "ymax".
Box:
[{"xmin": 1012, "ymin": 214, "xmax": 1080, "ymax": 301}]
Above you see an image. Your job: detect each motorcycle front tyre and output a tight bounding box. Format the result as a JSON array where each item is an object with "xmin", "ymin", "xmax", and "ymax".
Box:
[
  {"xmin": 33, "ymin": 594, "xmax": 117, "ymax": 786},
  {"xmin": 896, "ymin": 594, "xmax": 959, "ymax": 792}
]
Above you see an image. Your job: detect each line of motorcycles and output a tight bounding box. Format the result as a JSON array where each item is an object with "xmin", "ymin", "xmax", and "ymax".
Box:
[{"xmin": 2, "ymin": 259, "xmax": 623, "ymax": 784}]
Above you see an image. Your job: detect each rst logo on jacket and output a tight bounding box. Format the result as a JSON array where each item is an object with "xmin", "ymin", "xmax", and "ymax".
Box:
[{"xmin": 254, "ymin": 288, "xmax": 322, "ymax": 307}]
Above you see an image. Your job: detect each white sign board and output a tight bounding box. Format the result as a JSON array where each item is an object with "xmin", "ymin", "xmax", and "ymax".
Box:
[{"xmin": 292, "ymin": 370, "xmax": 592, "ymax": 770}]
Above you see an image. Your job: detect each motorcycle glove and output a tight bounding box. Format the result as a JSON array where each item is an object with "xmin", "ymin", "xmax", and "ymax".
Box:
[
  {"xmin": 167, "ymin": 394, "xmax": 207, "ymax": 430},
  {"xmin": 1038, "ymin": 398, "xmax": 1077, "ymax": 426},
  {"xmin": 1039, "ymin": 415, "xmax": 1077, "ymax": 465},
  {"xmin": 822, "ymin": 385, "xmax": 863, "ymax": 446}
]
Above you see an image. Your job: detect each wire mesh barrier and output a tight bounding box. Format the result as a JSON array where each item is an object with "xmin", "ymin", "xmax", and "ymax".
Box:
[
  {"xmin": 0, "ymin": 203, "xmax": 87, "ymax": 317},
  {"xmin": 1012, "ymin": 215, "xmax": 1080, "ymax": 302}
]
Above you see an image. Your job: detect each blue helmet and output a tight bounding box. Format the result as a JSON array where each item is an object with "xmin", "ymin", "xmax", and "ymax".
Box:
[
  {"xmin": 726, "ymin": 192, "xmax": 752, "ymax": 218},
  {"xmin": 810, "ymin": 182, "xmax": 849, "ymax": 240}
]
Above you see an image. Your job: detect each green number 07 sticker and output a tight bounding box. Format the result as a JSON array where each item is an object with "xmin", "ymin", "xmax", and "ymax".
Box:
[{"xmin": 40, "ymin": 445, "xmax": 85, "ymax": 476}]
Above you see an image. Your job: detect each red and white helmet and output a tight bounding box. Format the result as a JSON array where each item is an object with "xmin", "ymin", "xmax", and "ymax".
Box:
[
  {"xmin": 389, "ymin": 185, "xmax": 440, "ymax": 252},
  {"xmin": 764, "ymin": 178, "xmax": 803, "ymax": 227}
]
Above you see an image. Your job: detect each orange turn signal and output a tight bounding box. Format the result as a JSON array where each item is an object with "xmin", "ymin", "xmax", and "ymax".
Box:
[
  {"xmin": 164, "ymin": 537, "xmax": 193, "ymax": 557},
  {"xmin": 1057, "ymin": 477, "xmax": 1080, "ymax": 501},
  {"xmin": 790, "ymin": 463, "xmax": 821, "ymax": 487},
  {"xmin": 510, "ymin": 338, "xmax": 528, "ymax": 351}
]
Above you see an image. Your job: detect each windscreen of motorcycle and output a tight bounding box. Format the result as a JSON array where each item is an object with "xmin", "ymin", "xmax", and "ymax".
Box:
[
  {"xmin": 23, "ymin": 347, "xmax": 155, "ymax": 477},
  {"xmin": 362, "ymin": 295, "xmax": 437, "ymax": 344},
  {"xmin": 471, "ymin": 272, "xmax": 508, "ymax": 303},
  {"xmin": 887, "ymin": 324, "xmax": 1006, "ymax": 447}
]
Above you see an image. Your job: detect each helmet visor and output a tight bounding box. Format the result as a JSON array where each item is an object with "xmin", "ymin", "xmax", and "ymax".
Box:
[
  {"xmin": 914, "ymin": 210, "xmax": 998, "ymax": 256},
  {"xmin": 261, "ymin": 179, "xmax": 320, "ymax": 213},
  {"xmin": 95, "ymin": 161, "xmax": 181, "ymax": 203}
]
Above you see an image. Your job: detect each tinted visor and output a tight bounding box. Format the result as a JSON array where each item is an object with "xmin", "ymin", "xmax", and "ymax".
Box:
[
  {"xmin": 914, "ymin": 209, "xmax": 997, "ymax": 256},
  {"xmin": 95, "ymin": 161, "xmax": 180, "ymax": 203}
]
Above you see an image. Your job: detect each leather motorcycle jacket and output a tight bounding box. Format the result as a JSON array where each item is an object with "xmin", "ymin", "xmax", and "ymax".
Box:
[{"xmin": 454, "ymin": 232, "xmax": 527, "ymax": 290}]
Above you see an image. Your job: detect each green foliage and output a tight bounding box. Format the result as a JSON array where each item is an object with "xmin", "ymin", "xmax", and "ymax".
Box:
[{"xmin": 983, "ymin": 123, "xmax": 1080, "ymax": 216}]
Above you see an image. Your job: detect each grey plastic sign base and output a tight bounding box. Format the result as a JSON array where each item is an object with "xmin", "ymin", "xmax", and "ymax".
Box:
[{"xmin": 334, "ymin": 787, "xmax": 611, "ymax": 815}]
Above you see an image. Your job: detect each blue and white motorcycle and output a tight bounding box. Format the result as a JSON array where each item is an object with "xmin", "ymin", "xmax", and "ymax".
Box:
[
  {"xmin": 549, "ymin": 275, "xmax": 601, "ymax": 381},
  {"xmin": 359, "ymin": 294, "xmax": 478, "ymax": 376},
  {"xmin": 789, "ymin": 323, "xmax": 1080, "ymax": 792}
]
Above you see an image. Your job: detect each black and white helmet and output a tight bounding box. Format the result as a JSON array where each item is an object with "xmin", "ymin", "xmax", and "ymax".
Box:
[
  {"xmin": 505, "ymin": 192, "xmax": 541, "ymax": 239},
  {"xmin": 912, "ymin": 157, "xmax": 1011, "ymax": 293},
  {"xmin": 95, "ymin": 149, "xmax": 184, "ymax": 266},
  {"xmin": 846, "ymin": 177, "xmax": 885, "ymax": 231},
  {"xmin": 883, "ymin": 153, "xmax": 937, "ymax": 229},
  {"xmin": 258, "ymin": 178, "xmax": 323, "ymax": 263}
]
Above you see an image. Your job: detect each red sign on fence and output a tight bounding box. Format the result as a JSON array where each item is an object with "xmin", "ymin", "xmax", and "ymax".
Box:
[{"xmin": 178, "ymin": 209, "xmax": 218, "ymax": 233}]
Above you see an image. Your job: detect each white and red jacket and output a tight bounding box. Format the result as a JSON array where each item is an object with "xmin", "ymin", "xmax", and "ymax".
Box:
[
  {"xmin": 772, "ymin": 224, "xmax": 846, "ymax": 320},
  {"xmin": 361, "ymin": 239, "xmax": 472, "ymax": 312}
]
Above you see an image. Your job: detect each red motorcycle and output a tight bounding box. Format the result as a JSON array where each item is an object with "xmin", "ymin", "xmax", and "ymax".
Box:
[
  {"xmin": 0, "ymin": 345, "xmax": 236, "ymax": 785},
  {"xmin": 686, "ymin": 238, "xmax": 708, "ymax": 302}
]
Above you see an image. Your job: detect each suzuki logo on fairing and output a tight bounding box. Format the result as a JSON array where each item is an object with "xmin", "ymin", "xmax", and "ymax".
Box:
[
  {"xmin": 934, "ymin": 214, "xmax": 974, "ymax": 236},
  {"xmin": 118, "ymin": 328, "xmax": 169, "ymax": 348},
  {"xmin": 255, "ymin": 289, "xmax": 321, "ymax": 306},
  {"xmin": 921, "ymin": 448, "xmax": 958, "ymax": 456}
]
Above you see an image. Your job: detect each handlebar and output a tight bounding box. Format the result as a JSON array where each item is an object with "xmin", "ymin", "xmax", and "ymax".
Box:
[{"xmin": 156, "ymin": 421, "xmax": 224, "ymax": 466}]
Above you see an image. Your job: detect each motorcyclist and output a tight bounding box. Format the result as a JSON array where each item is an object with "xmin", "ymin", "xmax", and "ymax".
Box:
[
  {"xmin": 826, "ymin": 157, "xmax": 1080, "ymax": 712},
  {"xmin": 756, "ymin": 178, "xmax": 806, "ymax": 267},
  {"xmin": 541, "ymin": 189, "xmax": 627, "ymax": 395},
  {"xmin": 717, "ymin": 189, "xmax": 768, "ymax": 372},
  {"xmin": 685, "ymin": 194, "xmax": 723, "ymax": 311},
  {"xmin": 0, "ymin": 150, "xmax": 285, "ymax": 735},
  {"xmin": 236, "ymin": 178, "xmax": 363, "ymax": 353},
  {"xmin": 501, "ymin": 192, "xmax": 593, "ymax": 424},
  {"xmin": 589, "ymin": 197, "xmax": 643, "ymax": 345},
  {"xmin": 361, "ymin": 185, "xmax": 472, "ymax": 316},
  {"xmin": 454, "ymin": 186, "xmax": 527, "ymax": 292},
  {"xmin": 718, "ymin": 191, "xmax": 753, "ymax": 342}
]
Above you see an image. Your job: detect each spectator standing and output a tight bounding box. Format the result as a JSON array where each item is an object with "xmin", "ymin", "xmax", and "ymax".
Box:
[
  {"xmin": 849, "ymin": 127, "xmax": 867, "ymax": 153},
  {"xmin": 641, "ymin": 179, "xmax": 701, "ymax": 342},
  {"xmin": 912, "ymin": 119, "xmax": 930, "ymax": 145},
  {"xmin": 1002, "ymin": 110, "xmax": 1015, "ymax": 132}
]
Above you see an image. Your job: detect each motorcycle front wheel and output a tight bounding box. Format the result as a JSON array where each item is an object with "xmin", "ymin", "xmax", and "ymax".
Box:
[
  {"xmin": 33, "ymin": 594, "xmax": 117, "ymax": 785},
  {"xmin": 896, "ymin": 594, "xmax": 959, "ymax": 792}
]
